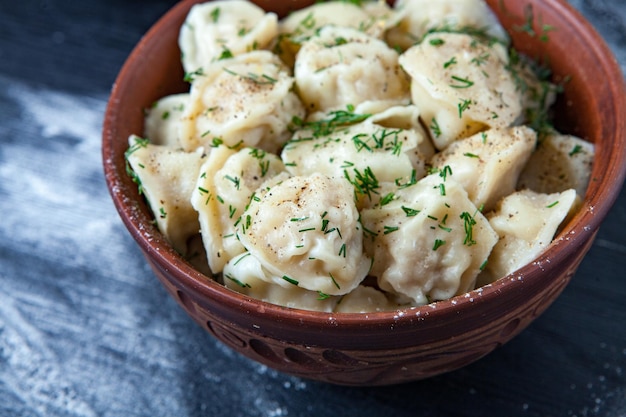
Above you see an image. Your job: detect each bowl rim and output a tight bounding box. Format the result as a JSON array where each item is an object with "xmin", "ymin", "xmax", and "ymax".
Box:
[{"xmin": 102, "ymin": 0, "xmax": 626, "ymax": 332}]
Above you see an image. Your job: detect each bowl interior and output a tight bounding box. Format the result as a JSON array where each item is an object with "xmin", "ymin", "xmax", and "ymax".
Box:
[{"xmin": 103, "ymin": 0, "xmax": 626, "ymax": 344}]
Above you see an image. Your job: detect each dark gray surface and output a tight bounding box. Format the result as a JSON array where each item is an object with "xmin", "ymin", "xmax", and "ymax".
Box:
[{"xmin": 0, "ymin": 1, "xmax": 625, "ymax": 416}]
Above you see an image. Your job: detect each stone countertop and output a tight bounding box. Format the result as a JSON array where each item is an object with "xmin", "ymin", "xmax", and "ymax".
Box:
[{"xmin": 0, "ymin": 1, "xmax": 624, "ymax": 416}]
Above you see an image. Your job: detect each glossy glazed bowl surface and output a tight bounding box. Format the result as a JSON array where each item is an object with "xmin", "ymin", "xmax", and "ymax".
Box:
[{"xmin": 102, "ymin": 0, "xmax": 626, "ymax": 385}]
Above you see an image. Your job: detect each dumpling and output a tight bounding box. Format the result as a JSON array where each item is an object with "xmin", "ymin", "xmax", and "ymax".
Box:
[
  {"xmin": 179, "ymin": 0, "xmax": 278, "ymax": 74},
  {"xmin": 361, "ymin": 173, "xmax": 498, "ymax": 305},
  {"xmin": 518, "ymin": 133, "xmax": 595, "ymax": 197},
  {"xmin": 179, "ymin": 51, "xmax": 305, "ymax": 154},
  {"xmin": 143, "ymin": 93, "xmax": 189, "ymax": 148},
  {"xmin": 236, "ymin": 173, "xmax": 371, "ymax": 296},
  {"xmin": 360, "ymin": 1, "xmax": 404, "ymax": 39},
  {"xmin": 507, "ymin": 50, "xmax": 560, "ymax": 130},
  {"xmin": 479, "ymin": 188, "xmax": 580, "ymax": 283},
  {"xmin": 399, "ymin": 32, "xmax": 523, "ymax": 150},
  {"xmin": 191, "ymin": 145, "xmax": 288, "ymax": 273},
  {"xmin": 223, "ymin": 251, "xmax": 340, "ymax": 312},
  {"xmin": 282, "ymin": 112, "xmax": 430, "ymax": 208},
  {"xmin": 387, "ymin": 0, "xmax": 509, "ymax": 51},
  {"xmin": 430, "ymin": 126, "xmax": 537, "ymax": 212},
  {"xmin": 125, "ymin": 135, "xmax": 205, "ymax": 255},
  {"xmin": 333, "ymin": 285, "xmax": 398, "ymax": 313},
  {"xmin": 276, "ymin": 1, "xmax": 400, "ymax": 66},
  {"xmin": 295, "ymin": 26, "xmax": 410, "ymax": 114},
  {"xmin": 279, "ymin": 0, "xmax": 395, "ymax": 42}
]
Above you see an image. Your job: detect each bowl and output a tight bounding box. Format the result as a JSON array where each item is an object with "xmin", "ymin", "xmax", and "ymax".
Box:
[{"xmin": 102, "ymin": 0, "xmax": 626, "ymax": 386}]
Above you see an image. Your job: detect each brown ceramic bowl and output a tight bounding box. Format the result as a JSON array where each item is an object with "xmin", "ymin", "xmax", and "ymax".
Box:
[{"xmin": 102, "ymin": 0, "xmax": 626, "ymax": 385}]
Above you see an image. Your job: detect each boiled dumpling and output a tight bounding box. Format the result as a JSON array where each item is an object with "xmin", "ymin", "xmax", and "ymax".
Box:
[
  {"xmin": 236, "ymin": 173, "xmax": 371, "ymax": 296},
  {"xmin": 361, "ymin": 173, "xmax": 498, "ymax": 305},
  {"xmin": 279, "ymin": 0, "xmax": 395, "ymax": 42},
  {"xmin": 191, "ymin": 145, "xmax": 288, "ymax": 273},
  {"xmin": 333, "ymin": 285, "xmax": 398, "ymax": 313},
  {"xmin": 479, "ymin": 188, "xmax": 580, "ymax": 283},
  {"xmin": 508, "ymin": 51, "xmax": 559, "ymax": 129},
  {"xmin": 276, "ymin": 1, "xmax": 400, "ymax": 66},
  {"xmin": 125, "ymin": 135, "xmax": 205, "ymax": 255},
  {"xmin": 360, "ymin": 1, "xmax": 404, "ymax": 39},
  {"xmin": 399, "ymin": 32, "xmax": 522, "ymax": 150},
  {"xmin": 430, "ymin": 126, "xmax": 537, "ymax": 211},
  {"xmin": 143, "ymin": 93, "xmax": 189, "ymax": 148},
  {"xmin": 387, "ymin": 0, "xmax": 509, "ymax": 51},
  {"xmin": 179, "ymin": 0, "xmax": 278, "ymax": 74},
  {"xmin": 223, "ymin": 251, "xmax": 340, "ymax": 312},
  {"xmin": 295, "ymin": 26, "xmax": 410, "ymax": 114},
  {"xmin": 518, "ymin": 133, "xmax": 594, "ymax": 197},
  {"xmin": 179, "ymin": 51, "xmax": 305, "ymax": 153}
]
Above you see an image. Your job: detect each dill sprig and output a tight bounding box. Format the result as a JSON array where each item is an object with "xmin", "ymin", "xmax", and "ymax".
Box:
[{"xmin": 290, "ymin": 104, "xmax": 371, "ymax": 138}]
